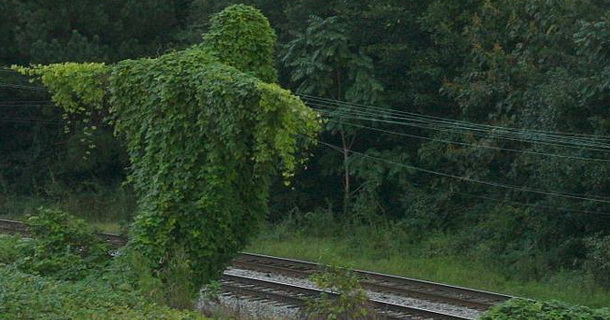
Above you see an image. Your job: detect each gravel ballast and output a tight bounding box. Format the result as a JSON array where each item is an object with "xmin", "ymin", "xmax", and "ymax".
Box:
[{"xmin": 197, "ymin": 267, "xmax": 483, "ymax": 319}]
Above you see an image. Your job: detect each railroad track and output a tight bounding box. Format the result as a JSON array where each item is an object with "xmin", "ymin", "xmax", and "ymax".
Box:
[
  {"xmin": 0, "ymin": 218, "xmax": 127, "ymax": 248},
  {"xmin": 221, "ymin": 273, "xmax": 471, "ymax": 319},
  {"xmin": 0, "ymin": 218, "xmax": 29, "ymax": 234},
  {"xmin": 1, "ymin": 218, "xmax": 510, "ymax": 319},
  {"xmin": 233, "ymin": 253, "xmax": 512, "ymax": 311}
]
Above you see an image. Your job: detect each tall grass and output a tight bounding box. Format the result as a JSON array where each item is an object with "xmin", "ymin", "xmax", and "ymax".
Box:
[{"xmin": 248, "ymin": 209, "xmax": 610, "ymax": 308}]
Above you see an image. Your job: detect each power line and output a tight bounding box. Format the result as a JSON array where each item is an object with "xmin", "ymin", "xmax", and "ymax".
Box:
[
  {"xmin": 0, "ymin": 101, "xmax": 55, "ymax": 108},
  {"xmin": 306, "ymin": 102, "xmax": 610, "ymax": 156},
  {"xmin": 314, "ymin": 137, "xmax": 610, "ymax": 216},
  {"xmin": 299, "ymin": 94, "xmax": 610, "ymax": 141},
  {"xmin": 0, "ymin": 100, "xmax": 53, "ymax": 104},
  {"xmin": 0, "ymin": 104, "xmax": 55, "ymax": 108},
  {"xmin": 0, "ymin": 117, "xmax": 62, "ymax": 124},
  {"xmin": 307, "ymin": 136, "xmax": 610, "ymax": 204},
  {"xmin": 449, "ymin": 190, "xmax": 610, "ymax": 217},
  {"xmin": 317, "ymin": 114, "xmax": 610, "ymax": 163},
  {"xmin": 310, "ymin": 103, "xmax": 610, "ymax": 153},
  {"xmin": 309, "ymin": 102, "xmax": 610, "ymax": 150}
]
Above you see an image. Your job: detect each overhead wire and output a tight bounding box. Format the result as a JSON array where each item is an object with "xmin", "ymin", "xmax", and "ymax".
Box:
[
  {"xmin": 1, "ymin": 81, "xmax": 608, "ymax": 146},
  {"xmin": 0, "ymin": 101, "xmax": 55, "ymax": 108},
  {"xmin": 310, "ymin": 103, "xmax": 610, "ymax": 153},
  {"xmin": 308, "ymin": 99, "xmax": 610, "ymax": 150},
  {"xmin": 1, "ymin": 85, "xmax": 609, "ymax": 155},
  {"xmin": 302, "ymin": 96, "xmax": 610, "ymax": 152},
  {"xmin": 0, "ymin": 100, "xmax": 53, "ymax": 104},
  {"xmin": 1, "ymin": 74, "xmax": 607, "ymax": 141},
  {"xmin": 451, "ymin": 192, "xmax": 610, "ymax": 217},
  {"xmin": 312, "ymin": 137, "xmax": 610, "ymax": 215},
  {"xmin": 305, "ymin": 136, "xmax": 610, "ymax": 204},
  {"xmin": 0, "ymin": 84, "xmax": 608, "ymax": 209},
  {"xmin": 0, "ymin": 117, "xmax": 62, "ymax": 124},
  {"xmin": 299, "ymin": 94, "xmax": 610, "ymax": 141},
  {"xmin": 0, "ymin": 83, "xmax": 47, "ymax": 91},
  {"xmin": 321, "ymin": 118, "xmax": 610, "ymax": 163}
]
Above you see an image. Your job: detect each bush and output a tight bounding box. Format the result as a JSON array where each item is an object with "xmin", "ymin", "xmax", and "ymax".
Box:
[
  {"xmin": 15, "ymin": 207, "xmax": 111, "ymax": 280},
  {"xmin": 0, "ymin": 265, "xmax": 206, "ymax": 320},
  {"xmin": 0, "ymin": 235, "xmax": 23, "ymax": 264},
  {"xmin": 306, "ymin": 264, "xmax": 372, "ymax": 320},
  {"xmin": 481, "ymin": 298, "xmax": 610, "ymax": 320}
]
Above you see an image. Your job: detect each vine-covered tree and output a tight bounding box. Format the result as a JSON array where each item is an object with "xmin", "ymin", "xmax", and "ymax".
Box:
[{"xmin": 19, "ymin": 5, "xmax": 320, "ymax": 299}]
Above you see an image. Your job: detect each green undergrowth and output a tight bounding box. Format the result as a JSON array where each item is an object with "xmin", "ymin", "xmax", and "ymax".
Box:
[
  {"xmin": 0, "ymin": 234, "xmax": 207, "ymax": 320},
  {"xmin": 0, "ymin": 208, "xmax": 207, "ymax": 320},
  {"xmin": 0, "ymin": 264, "xmax": 206, "ymax": 320},
  {"xmin": 482, "ymin": 298, "xmax": 610, "ymax": 320},
  {"xmin": 248, "ymin": 220, "xmax": 610, "ymax": 309}
]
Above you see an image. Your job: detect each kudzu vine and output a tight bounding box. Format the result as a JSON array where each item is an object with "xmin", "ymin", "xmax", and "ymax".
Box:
[{"xmin": 17, "ymin": 5, "xmax": 320, "ymax": 295}]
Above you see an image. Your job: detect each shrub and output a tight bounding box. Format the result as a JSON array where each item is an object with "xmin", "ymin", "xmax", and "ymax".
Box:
[
  {"xmin": 0, "ymin": 235, "xmax": 23, "ymax": 264},
  {"xmin": 15, "ymin": 207, "xmax": 111, "ymax": 280},
  {"xmin": 481, "ymin": 298, "xmax": 610, "ymax": 320},
  {"xmin": 306, "ymin": 264, "xmax": 373, "ymax": 320},
  {"xmin": 0, "ymin": 265, "xmax": 206, "ymax": 320}
]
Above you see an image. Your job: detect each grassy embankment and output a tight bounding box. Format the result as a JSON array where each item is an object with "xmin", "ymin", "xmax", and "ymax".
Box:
[{"xmin": 247, "ymin": 215, "xmax": 610, "ymax": 309}]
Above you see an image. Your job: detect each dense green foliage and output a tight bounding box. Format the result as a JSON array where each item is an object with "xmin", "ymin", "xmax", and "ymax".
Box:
[
  {"xmin": 0, "ymin": 265, "xmax": 205, "ymax": 320},
  {"xmin": 0, "ymin": 211, "xmax": 205, "ymax": 319},
  {"xmin": 111, "ymin": 48, "xmax": 318, "ymax": 289},
  {"xmin": 17, "ymin": 5, "xmax": 320, "ymax": 297},
  {"xmin": 2, "ymin": 0, "xmax": 610, "ymax": 304},
  {"xmin": 274, "ymin": 0, "xmax": 610, "ymax": 285},
  {"xmin": 480, "ymin": 298, "xmax": 610, "ymax": 320},
  {"xmin": 15, "ymin": 208, "xmax": 111, "ymax": 280},
  {"xmin": 202, "ymin": 4, "xmax": 278, "ymax": 82}
]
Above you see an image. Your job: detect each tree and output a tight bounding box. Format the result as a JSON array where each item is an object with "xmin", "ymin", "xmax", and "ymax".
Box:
[
  {"xmin": 282, "ymin": 14, "xmax": 383, "ymax": 215},
  {"xmin": 19, "ymin": 5, "xmax": 321, "ymax": 299},
  {"xmin": 416, "ymin": 0, "xmax": 610, "ymax": 271}
]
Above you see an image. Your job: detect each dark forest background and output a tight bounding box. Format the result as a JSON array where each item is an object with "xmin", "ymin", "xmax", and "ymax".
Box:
[{"xmin": 1, "ymin": 0, "xmax": 609, "ymax": 286}]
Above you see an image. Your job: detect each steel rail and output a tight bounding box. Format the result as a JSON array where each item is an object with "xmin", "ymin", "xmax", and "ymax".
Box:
[
  {"xmin": 221, "ymin": 273, "xmax": 470, "ymax": 320},
  {"xmin": 234, "ymin": 253, "xmax": 513, "ymax": 310},
  {"xmin": 0, "ymin": 218, "xmax": 126, "ymax": 247}
]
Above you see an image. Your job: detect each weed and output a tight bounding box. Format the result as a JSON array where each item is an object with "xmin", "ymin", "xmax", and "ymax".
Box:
[
  {"xmin": 305, "ymin": 264, "xmax": 374, "ymax": 320},
  {"xmin": 202, "ymin": 280, "xmax": 222, "ymax": 303}
]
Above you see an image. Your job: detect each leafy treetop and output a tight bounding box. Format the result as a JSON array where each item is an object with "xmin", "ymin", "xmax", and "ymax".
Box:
[{"xmin": 202, "ymin": 4, "xmax": 278, "ymax": 83}]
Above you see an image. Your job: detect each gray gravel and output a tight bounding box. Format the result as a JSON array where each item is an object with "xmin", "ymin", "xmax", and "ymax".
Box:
[
  {"xmin": 197, "ymin": 285, "xmax": 303, "ymax": 319},
  {"xmin": 215, "ymin": 267, "xmax": 483, "ymax": 319}
]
